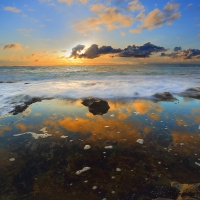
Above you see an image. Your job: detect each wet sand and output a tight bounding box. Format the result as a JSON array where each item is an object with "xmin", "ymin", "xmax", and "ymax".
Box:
[{"xmin": 0, "ymin": 97, "xmax": 200, "ymax": 200}]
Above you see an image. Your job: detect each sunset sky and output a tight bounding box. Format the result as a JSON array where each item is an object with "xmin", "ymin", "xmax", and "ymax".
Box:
[{"xmin": 1, "ymin": 0, "xmax": 200, "ymax": 66}]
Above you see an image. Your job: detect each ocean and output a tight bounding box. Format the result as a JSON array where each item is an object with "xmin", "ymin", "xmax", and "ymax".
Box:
[
  {"xmin": 0, "ymin": 64, "xmax": 200, "ymax": 116},
  {"xmin": 0, "ymin": 64, "xmax": 200, "ymax": 199}
]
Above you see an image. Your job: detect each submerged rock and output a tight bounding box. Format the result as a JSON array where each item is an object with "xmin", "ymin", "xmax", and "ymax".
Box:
[
  {"xmin": 179, "ymin": 87, "xmax": 200, "ymax": 99},
  {"xmin": 76, "ymin": 167, "xmax": 91, "ymax": 175},
  {"xmin": 136, "ymin": 139, "xmax": 144, "ymax": 144},
  {"xmin": 84, "ymin": 145, "xmax": 91, "ymax": 150},
  {"xmin": 152, "ymin": 92, "xmax": 177, "ymax": 101},
  {"xmin": 82, "ymin": 98, "xmax": 110, "ymax": 115}
]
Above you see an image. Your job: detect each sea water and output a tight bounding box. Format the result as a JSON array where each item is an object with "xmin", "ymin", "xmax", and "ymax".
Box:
[
  {"xmin": 0, "ymin": 64, "xmax": 200, "ymax": 116},
  {"xmin": 0, "ymin": 64, "xmax": 200, "ymax": 199}
]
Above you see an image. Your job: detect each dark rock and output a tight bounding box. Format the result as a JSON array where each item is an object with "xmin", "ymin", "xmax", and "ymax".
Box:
[
  {"xmin": 179, "ymin": 87, "xmax": 200, "ymax": 99},
  {"xmin": 82, "ymin": 98, "xmax": 98, "ymax": 107},
  {"xmin": 24, "ymin": 82, "xmax": 30, "ymax": 84},
  {"xmin": 152, "ymin": 92, "xmax": 177, "ymax": 101},
  {"xmin": 10, "ymin": 97, "xmax": 43, "ymax": 115},
  {"xmin": 82, "ymin": 98, "xmax": 110, "ymax": 115},
  {"xmin": 0, "ymin": 81, "xmax": 17, "ymax": 83}
]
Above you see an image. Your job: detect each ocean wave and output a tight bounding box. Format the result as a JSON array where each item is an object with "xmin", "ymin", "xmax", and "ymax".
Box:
[{"xmin": 0, "ymin": 73, "xmax": 200, "ymax": 116}]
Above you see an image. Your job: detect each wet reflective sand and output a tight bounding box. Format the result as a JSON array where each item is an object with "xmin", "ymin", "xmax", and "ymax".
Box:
[{"xmin": 0, "ymin": 97, "xmax": 200, "ymax": 199}]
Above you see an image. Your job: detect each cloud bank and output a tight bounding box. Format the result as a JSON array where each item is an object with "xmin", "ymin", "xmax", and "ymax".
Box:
[
  {"xmin": 161, "ymin": 48, "xmax": 200, "ymax": 60},
  {"xmin": 69, "ymin": 42, "xmax": 167, "ymax": 59}
]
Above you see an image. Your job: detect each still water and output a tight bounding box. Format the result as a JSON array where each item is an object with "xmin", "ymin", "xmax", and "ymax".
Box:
[{"xmin": 0, "ymin": 97, "xmax": 200, "ymax": 199}]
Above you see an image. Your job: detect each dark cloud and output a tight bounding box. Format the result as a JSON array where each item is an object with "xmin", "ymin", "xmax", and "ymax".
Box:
[
  {"xmin": 174, "ymin": 46, "xmax": 182, "ymax": 52},
  {"xmin": 70, "ymin": 44, "xmax": 121, "ymax": 59},
  {"xmin": 69, "ymin": 44, "xmax": 85, "ymax": 58},
  {"xmin": 70, "ymin": 42, "xmax": 167, "ymax": 59},
  {"xmin": 161, "ymin": 48, "xmax": 200, "ymax": 59},
  {"xmin": 118, "ymin": 42, "xmax": 167, "ymax": 58}
]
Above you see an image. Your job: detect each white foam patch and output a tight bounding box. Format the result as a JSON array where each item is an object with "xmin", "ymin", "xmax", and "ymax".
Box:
[
  {"xmin": 13, "ymin": 127, "xmax": 51, "ymax": 139},
  {"xmin": 0, "ymin": 75, "xmax": 200, "ymax": 116}
]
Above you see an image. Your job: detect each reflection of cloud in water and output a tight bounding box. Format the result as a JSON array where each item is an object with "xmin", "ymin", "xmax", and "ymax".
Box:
[
  {"xmin": 0, "ymin": 126, "xmax": 11, "ymax": 136},
  {"xmin": 58, "ymin": 116, "xmax": 141, "ymax": 144},
  {"xmin": 15, "ymin": 123, "xmax": 26, "ymax": 131},
  {"xmin": 171, "ymin": 130, "xmax": 200, "ymax": 148}
]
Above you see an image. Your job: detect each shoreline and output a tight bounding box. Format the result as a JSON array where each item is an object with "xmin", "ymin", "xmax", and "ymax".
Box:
[{"xmin": 5, "ymin": 87, "xmax": 200, "ymax": 116}]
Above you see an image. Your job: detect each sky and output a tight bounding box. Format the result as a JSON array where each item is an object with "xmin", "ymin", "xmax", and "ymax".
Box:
[{"xmin": 0, "ymin": 0, "xmax": 200, "ymax": 66}]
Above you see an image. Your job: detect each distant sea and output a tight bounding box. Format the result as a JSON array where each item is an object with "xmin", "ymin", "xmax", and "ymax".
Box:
[{"xmin": 0, "ymin": 64, "xmax": 200, "ymax": 116}]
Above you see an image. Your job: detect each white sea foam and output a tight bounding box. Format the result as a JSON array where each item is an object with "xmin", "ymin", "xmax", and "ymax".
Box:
[{"xmin": 0, "ymin": 65, "xmax": 200, "ymax": 116}]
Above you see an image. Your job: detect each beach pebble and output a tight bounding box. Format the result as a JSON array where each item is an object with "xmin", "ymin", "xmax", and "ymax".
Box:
[
  {"xmin": 102, "ymin": 198, "xmax": 107, "ymax": 200},
  {"xmin": 195, "ymin": 162, "xmax": 200, "ymax": 167},
  {"xmin": 92, "ymin": 186, "xmax": 97, "ymax": 190},
  {"xmin": 198, "ymin": 125, "xmax": 200, "ymax": 130},
  {"xmin": 110, "ymin": 114, "xmax": 114, "ymax": 117},
  {"xmin": 84, "ymin": 145, "xmax": 91, "ymax": 150},
  {"xmin": 61, "ymin": 135, "xmax": 68, "ymax": 138},
  {"xmin": 117, "ymin": 132, "xmax": 120, "ymax": 134},
  {"xmin": 76, "ymin": 167, "xmax": 91, "ymax": 175},
  {"xmin": 112, "ymin": 191, "xmax": 115, "ymax": 194},
  {"xmin": 116, "ymin": 168, "xmax": 121, "ymax": 172},
  {"xmin": 180, "ymin": 143, "xmax": 184, "ymax": 146},
  {"xmin": 105, "ymin": 126, "xmax": 110, "ymax": 128},
  {"xmin": 9, "ymin": 158, "xmax": 15, "ymax": 162},
  {"xmin": 84, "ymin": 180, "xmax": 88, "ymax": 183},
  {"xmin": 105, "ymin": 145, "xmax": 113, "ymax": 149},
  {"xmin": 136, "ymin": 139, "xmax": 144, "ymax": 144},
  {"xmin": 111, "ymin": 176, "xmax": 115, "ymax": 179}
]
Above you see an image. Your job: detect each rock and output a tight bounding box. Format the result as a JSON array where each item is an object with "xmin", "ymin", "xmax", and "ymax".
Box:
[
  {"xmin": 61, "ymin": 135, "xmax": 68, "ymax": 138},
  {"xmin": 76, "ymin": 167, "xmax": 91, "ymax": 175},
  {"xmin": 82, "ymin": 98, "xmax": 97, "ymax": 106},
  {"xmin": 179, "ymin": 87, "xmax": 200, "ymax": 99},
  {"xmin": 104, "ymin": 145, "xmax": 113, "ymax": 149},
  {"xmin": 11, "ymin": 97, "xmax": 43, "ymax": 115},
  {"xmin": 9, "ymin": 158, "xmax": 15, "ymax": 162},
  {"xmin": 152, "ymin": 92, "xmax": 177, "ymax": 101},
  {"xmin": 116, "ymin": 168, "xmax": 121, "ymax": 172},
  {"xmin": 82, "ymin": 98, "xmax": 110, "ymax": 115},
  {"xmin": 136, "ymin": 139, "xmax": 144, "ymax": 144},
  {"xmin": 195, "ymin": 162, "xmax": 200, "ymax": 166},
  {"xmin": 84, "ymin": 145, "xmax": 91, "ymax": 150}
]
